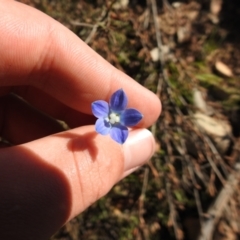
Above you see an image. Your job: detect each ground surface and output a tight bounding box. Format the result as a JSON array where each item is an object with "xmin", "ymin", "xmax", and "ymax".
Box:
[{"xmin": 18, "ymin": 0, "xmax": 240, "ymax": 239}]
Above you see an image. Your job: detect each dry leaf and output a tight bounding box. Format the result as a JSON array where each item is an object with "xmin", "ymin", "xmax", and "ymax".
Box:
[{"xmin": 215, "ymin": 61, "xmax": 233, "ymax": 77}]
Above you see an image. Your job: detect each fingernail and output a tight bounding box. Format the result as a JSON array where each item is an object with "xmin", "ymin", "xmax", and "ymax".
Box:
[{"xmin": 123, "ymin": 129, "xmax": 155, "ymax": 171}]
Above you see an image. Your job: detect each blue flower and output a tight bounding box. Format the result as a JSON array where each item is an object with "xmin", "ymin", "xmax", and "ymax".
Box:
[{"xmin": 91, "ymin": 89, "xmax": 143, "ymax": 144}]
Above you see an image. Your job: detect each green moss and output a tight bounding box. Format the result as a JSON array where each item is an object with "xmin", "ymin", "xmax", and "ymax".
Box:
[
  {"xmin": 203, "ymin": 26, "xmax": 223, "ymax": 55},
  {"xmin": 173, "ymin": 189, "xmax": 188, "ymax": 203},
  {"xmin": 196, "ymin": 73, "xmax": 222, "ymax": 86}
]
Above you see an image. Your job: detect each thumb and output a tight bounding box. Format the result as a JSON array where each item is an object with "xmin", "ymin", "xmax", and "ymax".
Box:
[{"xmin": 0, "ymin": 126, "xmax": 155, "ymax": 239}]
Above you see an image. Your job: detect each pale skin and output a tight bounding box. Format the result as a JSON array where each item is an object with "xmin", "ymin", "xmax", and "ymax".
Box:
[{"xmin": 0, "ymin": 1, "xmax": 161, "ymax": 239}]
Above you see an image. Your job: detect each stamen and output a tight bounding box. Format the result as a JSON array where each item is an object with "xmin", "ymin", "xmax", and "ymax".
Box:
[{"xmin": 109, "ymin": 112, "xmax": 120, "ymax": 124}]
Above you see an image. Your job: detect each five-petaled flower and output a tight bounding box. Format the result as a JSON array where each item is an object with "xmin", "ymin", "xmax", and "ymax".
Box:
[{"xmin": 91, "ymin": 89, "xmax": 143, "ymax": 144}]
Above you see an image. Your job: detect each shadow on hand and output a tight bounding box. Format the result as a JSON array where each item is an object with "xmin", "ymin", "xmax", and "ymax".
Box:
[
  {"xmin": 57, "ymin": 131, "xmax": 99, "ymax": 161},
  {"xmin": 0, "ymin": 146, "xmax": 72, "ymax": 240}
]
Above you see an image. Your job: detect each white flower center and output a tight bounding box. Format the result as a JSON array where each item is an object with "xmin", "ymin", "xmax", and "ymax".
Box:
[{"xmin": 107, "ymin": 112, "xmax": 120, "ymax": 125}]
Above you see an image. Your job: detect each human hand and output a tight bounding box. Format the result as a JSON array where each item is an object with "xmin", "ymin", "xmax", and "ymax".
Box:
[{"xmin": 0, "ymin": 1, "xmax": 161, "ymax": 239}]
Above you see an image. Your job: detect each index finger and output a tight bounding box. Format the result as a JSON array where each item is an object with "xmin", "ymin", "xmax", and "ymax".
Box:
[{"xmin": 0, "ymin": 1, "xmax": 161, "ymax": 127}]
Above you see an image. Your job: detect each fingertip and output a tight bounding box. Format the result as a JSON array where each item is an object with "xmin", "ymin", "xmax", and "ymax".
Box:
[
  {"xmin": 123, "ymin": 129, "xmax": 155, "ymax": 173},
  {"xmin": 134, "ymin": 89, "xmax": 162, "ymax": 128}
]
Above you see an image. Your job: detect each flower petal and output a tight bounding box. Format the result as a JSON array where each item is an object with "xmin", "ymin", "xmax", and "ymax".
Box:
[
  {"xmin": 92, "ymin": 100, "xmax": 109, "ymax": 118},
  {"xmin": 110, "ymin": 89, "xmax": 128, "ymax": 112},
  {"xmin": 110, "ymin": 125, "xmax": 128, "ymax": 144},
  {"xmin": 95, "ymin": 118, "xmax": 111, "ymax": 135},
  {"xmin": 120, "ymin": 108, "xmax": 143, "ymax": 127}
]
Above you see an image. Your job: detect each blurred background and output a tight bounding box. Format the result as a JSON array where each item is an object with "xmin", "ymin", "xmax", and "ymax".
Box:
[{"xmin": 18, "ymin": 0, "xmax": 240, "ymax": 239}]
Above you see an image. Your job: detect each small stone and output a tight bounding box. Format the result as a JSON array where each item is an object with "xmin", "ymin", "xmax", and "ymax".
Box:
[
  {"xmin": 172, "ymin": 2, "xmax": 182, "ymax": 8},
  {"xmin": 150, "ymin": 46, "xmax": 170, "ymax": 62},
  {"xmin": 150, "ymin": 48, "xmax": 159, "ymax": 62}
]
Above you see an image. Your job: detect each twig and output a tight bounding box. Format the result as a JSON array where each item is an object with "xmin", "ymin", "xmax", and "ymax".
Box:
[
  {"xmin": 198, "ymin": 163, "xmax": 240, "ymax": 240},
  {"xmin": 150, "ymin": 0, "xmax": 164, "ymax": 71},
  {"xmin": 163, "ymin": 0, "xmax": 173, "ymax": 10},
  {"xmin": 150, "ymin": 0, "xmax": 169, "ymax": 100},
  {"xmin": 175, "ymin": 128, "xmax": 204, "ymax": 227},
  {"xmin": 186, "ymin": 119, "xmax": 227, "ymax": 185},
  {"xmin": 84, "ymin": 2, "xmax": 113, "ymax": 44},
  {"xmin": 191, "ymin": 122, "xmax": 227, "ymax": 185},
  {"xmin": 85, "ymin": 25, "xmax": 98, "ymax": 44},
  {"xmin": 203, "ymin": 134, "xmax": 230, "ymax": 177},
  {"xmin": 165, "ymin": 174, "xmax": 184, "ymax": 240},
  {"xmin": 70, "ymin": 21, "xmax": 94, "ymax": 28},
  {"xmin": 193, "ymin": 163, "xmax": 210, "ymax": 189},
  {"xmin": 189, "ymin": 165, "xmax": 204, "ymax": 227},
  {"xmin": 138, "ymin": 167, "xmax": 150, "ymax": 240}
]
